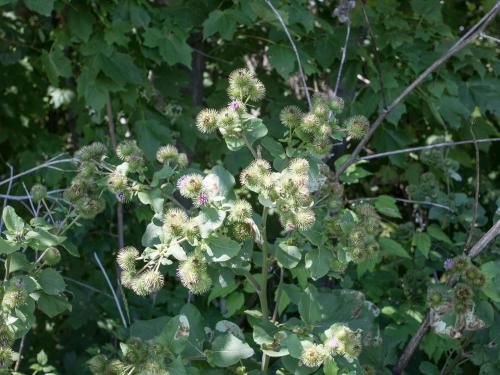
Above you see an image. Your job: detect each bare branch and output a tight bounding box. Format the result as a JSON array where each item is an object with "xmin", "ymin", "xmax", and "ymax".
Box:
[
  {"xmin": 465, "ymin": 126, "xmax": 480, "ymax": 250},
  {"xmin": 335, "ymin": 2, "xmax": 500, "ymax": 179},
  {"xmin": 264, "ymin": 0, "xmax": 312, "ymax": 110},
  {"xmin": 0, "ymin": 158, "xmax": 76, "ymax": 188},
  {"xmin": 480, "ymin": 32, "xmax": 500, "ymax": 44},
  {"xmin": 334, "ymin": 18, "xmax": 351, "ymax": 97},
  {"xmin": 93, "ymin": 252, "xmax": 128, "ymax": 328},
  {"xmin": 350, "ymin": 197, "xmax": 453, "ymax": 212},
  {"xmin": 468, "ymin": 219, "xmax": 500, "ymax": 258},
  {"xmin": 106, "ymin": 97, "xmax": 129, "ymax": 325},
  {"xmin": 357, "ymin": 138, "xmax": 500, "ymax": 162}
]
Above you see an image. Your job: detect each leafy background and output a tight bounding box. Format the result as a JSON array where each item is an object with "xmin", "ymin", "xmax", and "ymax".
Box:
[{"xmin": 0, "ymin": 0, "xmax": 499, "ymax": 373}]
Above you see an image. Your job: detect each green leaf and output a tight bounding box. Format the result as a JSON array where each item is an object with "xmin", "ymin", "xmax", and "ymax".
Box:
[
  {"xmin": 61, "ymin": 240, "xmax": 79, "ymax": 257},
  {"xmin": 0, "ymin": 237, "xmax": 20, "ymax": 255},
  {"xmin": 480, "ymin": 261, "xmax": 500, "ymax": 302},
  {"xmin": 130, "ymin": 316, "xmax": 169, "ymax": 340},
  {"xmin": 36, "ymin": 268, "xmax": 65, "ymax": 295},
  {"xmin": 379, "ymin": 237, "xmax": 411, "ymax": 259},
  {"xmin": 41, "ymin": 49, "xmax": 72, "ymax": 86},
  {"xmin": 204, "ymin": 234, "xmax": 241, "ymax": 262},
  {"xmin": 143, "ymin": 28, "xmax": 192, "ymax": 67},
  {"xmin": 99, "ymin": 52, "xmax": 144, "ymax": 85},
  {"xmin": 261, "ymin": 136, "xmax": 285, "ymax": 158},
  {"xmin": 323, "ymin": 357, "xmax": 339, "ymax": 375},
  {"xmin": 157, "ymin": 315, "xmax": 190, "ymax": 354},
  {"xmin": 276, "ymin": 243, "xmax": 302, "ymax": 269},
  {"xmin": 203, "ymin": 10, "xmax": 240, "ymax": 40},
  {"xmin": 208, "ymin": 165, "xmax": 235, "ymax": 198},
  {"xmin": 2, "ymin": 206, "xmax": 25, "ymax": 232},
  {"xmin": 305, "ymin": 248, "xmax": 332, "ymax": 280},
  {"xmin": 225, "ymin": 292, "xmax": 244, "ymax": 318},
  {"xmin": 298, "ymin": 286, "xmax": 321, "ymax": 324},
  {"xmin": 269, "ymin": 45, "xmax": 295, "ymax": 79},
  {"xmin": 427, "ymin": 225, "xmax": 452, "ymax": 244},
  {"xmin": 24, "ymin": 0, "xmax": 54, "ymax": 16},
  {"xmin": 137, "ymin": 189, "xmax": 164, "ymax": 215},
  {"xmin": 206, "ymin": 333, "xmax": 254, "ymax": 367},
  {"xmin": 67, "ymin": 7, "xmax": 94, "ymax": 42},
  {"xmin": 374, "ymin": 195, "xmax": 402, "ymax": 218},
  {"xmin": 413, "ymin": 232, "xmax": 431, "ymax": 257},
  {"xmin": 197, "ymin": 208, "xmax": 226, "ymax": 238},
  {"xmin": 37, "ymin": 293, "xmax": 71, "ymax": 318},
  {"xmin": 26, "ymin": 228, "xmax": 66, "ymax": 250},
  {"xmin": 37, "ymin": 350, "xmax": 48, "ymax": 366}
]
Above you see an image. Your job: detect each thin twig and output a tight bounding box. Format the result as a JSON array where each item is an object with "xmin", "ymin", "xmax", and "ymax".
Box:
[
  {"xmin": 264, "ymin": 0, "xmax": 312, "ymax": 110},
  {"xmin": 359, "ymin": 0, "xmax": 388, "ymax": 109},
  {"xmin": 334, "ymin": 18, "xmax": 351, "ymax": 97},
  {"xmin": 271, "ymin": 266, "xmax": 284, "ymax": 322},
  {"xmin": 357, "ymin": 137, "xmax": 500, "ymax": 162},
  {"xmin": 350, "ymin": 197, "xmax": 453, "ymax": 212},
  {"xmin": 93, "ymin": 252, "xmax": 128, "ymax": 328},
  {"xmin": 393, "ymin": 218, "xmax": 500, "ymax": 374},
  {"xmin": 0, "ymin": 164, "xmax": 14, "ymax": 232},
  {"xmin": 0, "ymin": 159, "xmax": 76, "ymax": 187},
  {"xmin": 14, "ymin": 335, "xmax": 26, "ymax": 371},
  {"xmin": 22, "ymin": 183, "xmax": 36, "ymax": 217},
  {"xmin": 465, "ymin": 126, "xmax": 480, "ymax": 250},
  {"xmin": 106, "ymin": 97, "xmax": 130, "ymax": 326},
  {"xmin": 480, "ymin": 32, "xmax": 500, "ymax": 43},
  {"xmin": 64, "ymin": 276, "xmax": 114, "ymax": 299},
  {"xmin": 335, "ymin": 2, "xmax": 500, "ymax": 180}
]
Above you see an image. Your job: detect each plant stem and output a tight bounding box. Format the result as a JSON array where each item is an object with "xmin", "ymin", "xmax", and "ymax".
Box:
[
  {"xmin": 242, "ymin": 133, "xmax": 258, "ymax": 159},
  {"xmin": 4, "ymin": 256, "xmax": 10, "ymax": 281},
  {"xmin": 272, "ymin": 266, "xmax": 284, "ymax": 322},
  {"xmin": 260, "ymin": 207, "xmax": 270, "ymax": 373}
]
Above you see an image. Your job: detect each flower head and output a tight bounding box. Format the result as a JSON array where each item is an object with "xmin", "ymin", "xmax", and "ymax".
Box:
[
  {"xmin": 196, "ymin": 109, "xmax": 218, "ymax": 134},
  {"xmin": 177, "ymin": 174, "xmax": 204, "ymax": 199},
  {"xmin": 229, "ymin": 200, "xmax": 253, "ymax": 222},
  {"xmin": 443, "ymin": 258, "xmax": 453, "ymax": 270},
  {"xmin": 280, "ymin": 106, "xmax": 303, "ymax": 128},
  {"xmin": 300, "ymin": 344, "xmax": 326, "ymax": 368},
  {"xmin": 117, "ymin": 246, "xmax": 139, "ymax": 271},
  {"xmin": 156, "ymin": 144, "xmax": 179, "ymax": 163}
]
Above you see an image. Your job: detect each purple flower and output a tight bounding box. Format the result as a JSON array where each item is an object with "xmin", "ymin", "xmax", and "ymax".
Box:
[
  {"xmin": 444, "ymin": 258, "xmax": 453, "ymax": 270},
  {"xmin": 229, "ymin": 100, "xmax": 241, "ymax": 110},
  {"xmin": 196, "ymin": 193, "xmax": 208, "ymax": 206},
  {"xmin": 116, "ymin": 191, "xmax": 125, "ymax": 203},
  {"xmin": 177, "ymin": 176, "xmax": 187, "ymax": 190},
  {"xmin": 326, "ymin": 337, "xmax": 339, "ymax": 349},
  {"xmin": 15, "ymin": 279, "xmax": 24, "ymax": 288}
]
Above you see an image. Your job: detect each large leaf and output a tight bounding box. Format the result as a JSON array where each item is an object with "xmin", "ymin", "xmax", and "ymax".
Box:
[
  {"xmin": 24, "ymin": 0, "xmax": 54, "ymax": 16},
  {"xmin": 204, "ymin": 234, "xmax": 241, "ymax": 262},
  {"xmin": 2, "ymin": 206, "xmax": 25, "ymax": 232},
  {"xmin": 36, "ymin": 268, "xmax": 66, "ymax": 295},
  {"xmin": 206, "ymin": 333, "xmax": 254, "ymax": 367},
  {"xmin": 379, "ymin": 237, "xmax": 411, "ymax": 259}
]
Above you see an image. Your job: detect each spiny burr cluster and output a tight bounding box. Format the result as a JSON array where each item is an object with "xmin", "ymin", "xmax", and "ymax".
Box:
[{"xmin": 240, "ymin": 158, "xmax": 315, "ymax": 232}]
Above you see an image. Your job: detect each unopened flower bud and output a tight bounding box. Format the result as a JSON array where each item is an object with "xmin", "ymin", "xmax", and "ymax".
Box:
[{"xmin": 31, "ymin": 183, "xmax": 47, "ymax": 203}]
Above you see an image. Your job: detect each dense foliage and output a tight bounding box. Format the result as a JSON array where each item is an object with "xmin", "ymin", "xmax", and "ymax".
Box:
[{"xmin": 0, "ymin": 0, "xmax": 499, "ymax": 374}]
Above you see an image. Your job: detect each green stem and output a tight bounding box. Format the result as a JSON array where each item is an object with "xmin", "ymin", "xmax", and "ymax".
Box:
[
  {"xmin": 272, "ymin": 266, "xmax": 284, "ymax": 322},
  {"xmin": 260, "ymin": 207, "xmax": 270, "ymax": 373},
  {"xmin": 59, "ymin": 214, "xmax": 81, "ymax": 235},
  {"xmin": 242, "ymin": 133, "xmax": 258, "ymax": 159},
  {"xmin": 4, "ymin": 256, "xmax": 10, "ymax": 281}
]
